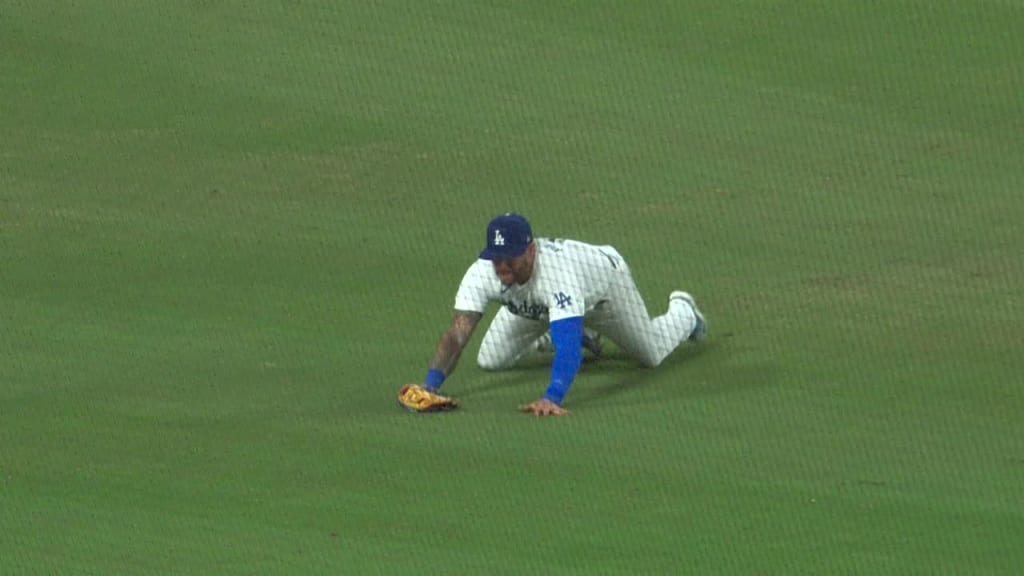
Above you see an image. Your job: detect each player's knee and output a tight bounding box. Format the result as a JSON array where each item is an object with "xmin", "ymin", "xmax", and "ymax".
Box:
[
  {"xmin": 636, "ymin": 351, "xmax": 663, "ymax": 369},
  {"xmin": 638, "ymin": 358, "xmax": 660, "ymax": 369},
  {"xmin": 476, "ymin": 350, "xmax": 509, "ymax": 371}
]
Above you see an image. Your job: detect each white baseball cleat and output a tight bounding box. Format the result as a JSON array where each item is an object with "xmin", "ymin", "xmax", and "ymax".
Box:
[{"xmin": 670, "ymin": 291, "xmax": 707, "ymax": 341}]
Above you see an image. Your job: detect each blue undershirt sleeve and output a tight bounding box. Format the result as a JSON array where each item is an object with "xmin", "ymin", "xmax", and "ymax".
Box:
[{"xmin": 544, "ymin": 316, "xmax": 584, "ymax": 405}]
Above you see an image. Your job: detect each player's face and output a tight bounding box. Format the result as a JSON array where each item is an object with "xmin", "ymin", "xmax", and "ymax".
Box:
[{"xmin": 492, "ymin": 243, "xmax": 536, "ymax": 286}]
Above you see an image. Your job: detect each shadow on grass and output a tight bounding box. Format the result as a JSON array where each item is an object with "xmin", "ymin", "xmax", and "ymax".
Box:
[
  {"xmin": 454, "ymin": 348, "xmax": 613, "ymax": 400},
  {"xmin": 454, "ymin": 334, "xmax": 777, "ymax": 408},
  {"xmin": 454, "ymin": 361, "xmax": 551, "ymax": 400}
]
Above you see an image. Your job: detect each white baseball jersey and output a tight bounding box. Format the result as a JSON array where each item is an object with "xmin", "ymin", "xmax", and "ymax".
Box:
[{"xmin": 454, "ymin": 238, "xmax": 624, "ymax": 324}]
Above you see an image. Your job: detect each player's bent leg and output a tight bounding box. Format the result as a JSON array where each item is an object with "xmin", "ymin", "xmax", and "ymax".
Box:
[
  {"xmin": 670, "ymin": 291, "xmax": 707, "ymax": 342},
  {"xmin": 587, "ymin": 271, "xmax": 698, "ymax": 367},
  {"xmin": 641, "ymin": 294, "xmax": 699, "ymax": 363},
  {"xmin": 586, "ymin": 301, "xmax": 663, "ymax": 368},
  {"xmin": 477, "ymin": 308, "xmax": 548, "ymax": 371}
]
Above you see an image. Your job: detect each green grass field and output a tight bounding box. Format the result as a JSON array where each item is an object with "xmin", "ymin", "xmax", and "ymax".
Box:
[{"xmin": 3, "ymin": 1, "xmax": 1023, "ymax": 574}]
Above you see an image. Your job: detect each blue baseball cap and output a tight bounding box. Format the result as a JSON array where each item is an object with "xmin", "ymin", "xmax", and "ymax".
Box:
[{"xmin": 479, "ymin": 213, "xmax": 533, "ymax": 260}]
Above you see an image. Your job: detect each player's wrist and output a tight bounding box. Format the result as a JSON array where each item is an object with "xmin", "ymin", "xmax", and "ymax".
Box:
[
  {"xmin": 425, "ymin": 368, "xmax": 446, "ymax": 390},
  {"xmin": 542, "ymin": 391, "xmax": 564, "ymax": 406}
]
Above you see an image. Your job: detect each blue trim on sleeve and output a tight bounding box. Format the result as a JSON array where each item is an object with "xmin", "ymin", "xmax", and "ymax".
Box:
[{"xmin": 544, "ymin": 317, "xmax": 584, "ymax": 405}]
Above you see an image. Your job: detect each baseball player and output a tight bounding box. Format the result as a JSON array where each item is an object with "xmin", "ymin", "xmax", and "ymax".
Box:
[{"xmin": 398, "ymin": 212, "xmax": 706, "ymax": 416}]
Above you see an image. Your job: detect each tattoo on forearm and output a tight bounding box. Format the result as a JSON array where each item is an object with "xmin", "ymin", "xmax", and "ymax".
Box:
[{"xmin": 430, "ymin": 310, "xmax": 482, "ymax": 375}]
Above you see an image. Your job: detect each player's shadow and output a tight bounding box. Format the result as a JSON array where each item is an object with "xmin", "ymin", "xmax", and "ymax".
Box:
[
  {"xmin": 455, "ymin": 346, "xmax": 614, "ymax": 399},
  {"xmin": 457, "ymin": 335, "xmax": 776, "ymax": 406},
  {"xmin": 571, "ymin": 337, "xmax": 778, "ymax": 408},
  {"xmin": 455, "ymin": 359, "xmax": 558, "ymax": 399}
]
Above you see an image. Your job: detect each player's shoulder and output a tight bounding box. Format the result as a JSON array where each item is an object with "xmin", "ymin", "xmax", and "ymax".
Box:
[
  {"xmin": 538, "ymin": 238, "xmax": 610, "ymax": 264},
  {"xmin": 537, "ymin": 237, "xmax": 602, "ymax": 252},
  {"xmin": 468, "ymin": 257, "xmax": 493, "ymax": 270},
  {"xmin": 460, "ymin": 258, "xmax": 498, "ymax": 284},
  {"xmin": 536, "ymin": 239, "xmax": 596, "ymax": 281}
]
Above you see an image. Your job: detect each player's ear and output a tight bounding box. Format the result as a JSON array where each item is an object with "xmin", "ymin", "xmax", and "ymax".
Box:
[{"xmin": 527, "ymin": 242, "xmax": 539, "ymax": 267}]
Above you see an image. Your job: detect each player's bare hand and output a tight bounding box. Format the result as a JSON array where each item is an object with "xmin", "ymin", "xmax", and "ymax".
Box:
[{"xmin": 518, "ymin": 399, "xmax": 570, "ymax": 417}]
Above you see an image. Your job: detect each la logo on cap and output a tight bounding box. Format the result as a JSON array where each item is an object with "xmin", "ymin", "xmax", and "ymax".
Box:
[{"xmin": 494, "ymin": 229, "xmax": 505, "ymax": 246}]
